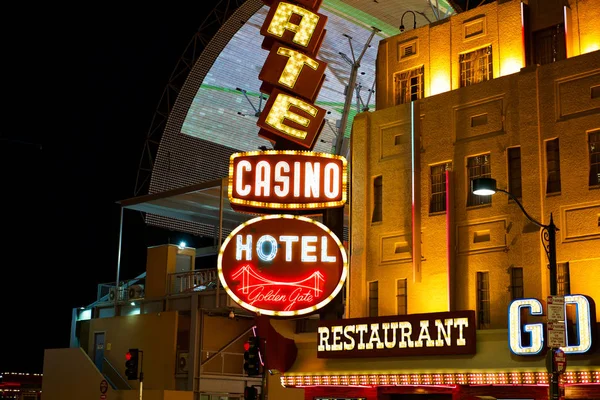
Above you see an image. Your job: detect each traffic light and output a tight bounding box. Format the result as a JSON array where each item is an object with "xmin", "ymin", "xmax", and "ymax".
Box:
[
  {"xmin": 125, "ymin": 348, "xmax": 139, "ymax": 380},
  {"xmin": 244, "ymin": 386, "xmax": 258, "ymax": 400},
  {"xmin": 243, "ymin": 336, "xmax": 260, "ymax": 376}
]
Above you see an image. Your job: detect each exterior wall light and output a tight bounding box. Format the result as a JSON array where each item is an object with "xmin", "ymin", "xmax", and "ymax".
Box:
[{"xmin": 399, "ymin": 11, "xmax": 417, "ymax": 32}]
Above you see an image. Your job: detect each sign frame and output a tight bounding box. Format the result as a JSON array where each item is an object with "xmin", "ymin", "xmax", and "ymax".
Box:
[
  {"xmin": 228, "ymin": 150, "xmax": 347, "ymax": 212},
  {"xmin": 217, "ymin": 214, "xmax": 348, "ymax": 317}
]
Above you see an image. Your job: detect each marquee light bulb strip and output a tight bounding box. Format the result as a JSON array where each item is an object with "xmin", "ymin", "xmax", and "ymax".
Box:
[{"xmin": 280, "ymin": 371, "xmax": 600, "ymax": 388}]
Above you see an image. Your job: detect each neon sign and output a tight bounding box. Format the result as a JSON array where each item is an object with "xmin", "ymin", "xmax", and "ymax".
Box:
[
  {"xmin": 508, "ymin": 295, "xmax": 595, "ymax": 355},
  {"xmin": 317, "ymin": 311, "xmax": 476, "ymax": 358},
  {"xmin": 257, "ymin": 0, "xmax": 328, "ymax": 150},
  {"xmin": 228, "ymin": 150, "xmax": 347, "ymax": 212},
  {"xmin": 218, "ymin": 214, "xmax": 348, "ymax": 316}
]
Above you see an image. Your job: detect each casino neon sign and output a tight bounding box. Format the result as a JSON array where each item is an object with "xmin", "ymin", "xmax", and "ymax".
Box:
[
  {"xmin": 228, "ymin": 150, "xmax": 347, "ymax": 212},
  {"xmin": 257, "ymin": 0, "xmax": 329, "ymax": 150},
  {"xmin": 218, "ymin": 214, "xmax": 348, "ymax": 316},
  {"xmin": 508, "ymin": 295, "xmax": 594, "ymax": 355}
]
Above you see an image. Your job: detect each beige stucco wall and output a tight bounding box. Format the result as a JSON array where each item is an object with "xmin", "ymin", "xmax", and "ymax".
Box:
[{"xmin": 88, "ymin": 311, "xmax": 178, "ymax": 390}]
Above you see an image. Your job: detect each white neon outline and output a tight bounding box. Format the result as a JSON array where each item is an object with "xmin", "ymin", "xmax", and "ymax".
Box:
[
  {"xmin": 228, "ymin": 150, "xmax": 348, "ymax": 209},
  {"xmin": 218, "ymin": 214, "xmax": 348, "ymax": 317}
]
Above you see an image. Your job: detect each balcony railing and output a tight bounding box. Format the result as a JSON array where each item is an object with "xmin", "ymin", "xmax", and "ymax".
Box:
[
  {"xmin": 96, "ymin": 277, "xmax": 146, "ymax": 303},
  {"xmin": 169, "ymin": 269, "xmax": 220, "ymax": 295}
]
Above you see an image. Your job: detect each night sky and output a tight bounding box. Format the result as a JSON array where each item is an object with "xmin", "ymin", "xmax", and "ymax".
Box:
[
  {"xmin": 2, "ymin": 3, "xmax": 220, "ymax": 373},
  {"xmin": 1, "ymin": 0, "xmax": 485, "ymax": 374}
]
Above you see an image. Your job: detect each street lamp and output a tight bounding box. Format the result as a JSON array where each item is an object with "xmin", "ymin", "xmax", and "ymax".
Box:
[{"xmin": 471, "ymin": 177, "xmax": 561, "ymax": 399}]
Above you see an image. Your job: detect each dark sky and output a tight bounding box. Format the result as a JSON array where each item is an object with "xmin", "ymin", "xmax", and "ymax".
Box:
[
  {"xmin": 1, "ymin": 0, "xmax": 488, "ymax": 373},
  {"xmin": 2, "ymin": 4, "xmax": 221, "ymax": 373}
]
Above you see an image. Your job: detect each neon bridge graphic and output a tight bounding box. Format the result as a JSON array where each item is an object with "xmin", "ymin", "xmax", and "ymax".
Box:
[{"xmin": 231, "ymin": 264, "xmax": 325, "ymax": 297}]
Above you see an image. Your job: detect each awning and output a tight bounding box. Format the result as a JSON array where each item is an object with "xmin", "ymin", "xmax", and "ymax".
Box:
[{"xmin": 118, "ymin": 177, "xmax": 349, "ymax": 234}]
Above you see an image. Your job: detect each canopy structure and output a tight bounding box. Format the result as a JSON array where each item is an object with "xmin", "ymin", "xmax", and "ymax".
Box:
[{"xmin": 119, "ymin": 177, "xmax": 349, "ymax": 239}]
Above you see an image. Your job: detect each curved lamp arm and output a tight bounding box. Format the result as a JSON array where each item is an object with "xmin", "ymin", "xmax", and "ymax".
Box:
[{"xmin": 494, "ymin": 188, "xmax": 547, "ymax": 229}]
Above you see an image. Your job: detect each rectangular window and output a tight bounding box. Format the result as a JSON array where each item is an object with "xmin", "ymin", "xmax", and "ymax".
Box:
[
  {"xmin": 394, "ymin": 66, "xmax": 424, "ymax": 105},
  {"xmin": 369, "ymin": 281, "xmax": 379, "ymax": 317},
  {"xmin": 477, "ymin": 272, "xmax": 491, "ymax": 329},
  {"xmin": 430, "ymin": 162, "xmax": 451, "ymax": 213},
  {"xmin": 467, "ymin": 154, "xmax": 491, "ymax": 207},
  {"xmin": 396, "ymin": 279, "xmax": 407, "ymax": 315},
  {"xmin": 372, "ymin": 176, "xmax": 382, "ymax": 223},
  {"xmin": 459, "ymin": 45, "xmax": 493, "ymax": 87},
  {"xmin": 510, "ymin": 267, "xmax": 524, "ymax": 300},
  {"xmin": 507, "ymin": 147, "xmax": 522, "ymax": 199},
  {"xmin": 533, "ymin": 24, "xmax": 566, "ymax": 66},
  {"xmin": 546, "ymin": 138, "xmax": 561, "ymax": 194},
  {"xmin": 557, "ymin": 262, "xmax": 570, "ymax": 296},
  {"xmin": 589, "ymin": 130, "xmax": 600, "ymax": 187}
]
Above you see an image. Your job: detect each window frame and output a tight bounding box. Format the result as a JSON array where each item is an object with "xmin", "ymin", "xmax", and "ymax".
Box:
[
  {"xmin": 368, "ymin": 281, "xmax": 379, "ymax": 317},
  {"xmin": 510, "ymin": 267, "xmax": 524, "ymax": 300},
  {"xmin": 459, "ymin": 45, "xmax": 493, "ymax": 87},
  {"xmin": 396, "ymin": 278, "xmax": 407, "ymax": 315},
  {"xmin": 589, "ymin": 130, "xmax": 600, "ymax": 187},
  {"xmin": 372, "ymin": 176, "xmax": 383, "ymax": 223},
  {"xmin": 467, "ymin": 153, "xmax": 492, "ymax": 207},
  {"xmin": 477, "ymin": 271, "xmax": 491, "ymax": 329},
  {"xmin": 394, "ymin": 65, "xmax": 425, "ymax": 105},
  {"xmin": 429, "ymin": 162, "xmax": 452, "ymax": 214},
  {"xmin": 545, "ymin": 138, "xmax": 561, "ymax": 195}
]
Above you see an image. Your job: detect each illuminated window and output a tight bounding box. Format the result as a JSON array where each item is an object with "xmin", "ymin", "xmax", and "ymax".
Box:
[
  {"xmin": 477, "ymin": 272, "xmax": 490, "ymax": 329},
  {"xmin": 557, "ymin": 262, "xmax": 570, "ymax": 296},
  {"xmin": 532, "ymin": 24, "xmax": 566, "ymax": 66},
  {"xmin": 430, "ymin": 162, "xmax": 451, "ymax": 213},
  {"xmin": 510, "ymin": 267, "xmax": 524, "ymax": 300},
  {"xmin": 507, "ymin": 147, "xmax": 522, "ymax": 199},
  {"xmin": 396, "ymin": 279, "xmax": 407, "ymax": 315},
  {"xmin": 372, "ymin": 176, "xmax": 382, "ymax": 223},
  {"xmin": 589, "ymin": 130, "xmax": 600, "ymax": 187},
  {"xmin": 467, "ymin": 154, "xmax": 491, "ymax": 207},
  {"xmin": 459, "ymin": 45, "xmax": 493, "ymax": 87},
  {"xmin": 369, "ymin": 281, "xmax": 378, "ymax": 317},
  {"xmin": 394, "ymin": 66, "xmax": 424, "ymax": 105},
  {"xmin": 546, "ymin": 138, "xmax": 561, "ymax": 194}
]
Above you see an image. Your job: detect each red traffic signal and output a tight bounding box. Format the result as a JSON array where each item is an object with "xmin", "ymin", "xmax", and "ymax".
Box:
[
  {"xmin": 243, "ymin": 342, "xmax": 250, "ymax": 351},
  {"xmin": 125, "ymin": 352, "xmax": 132, "ymax": 361}
]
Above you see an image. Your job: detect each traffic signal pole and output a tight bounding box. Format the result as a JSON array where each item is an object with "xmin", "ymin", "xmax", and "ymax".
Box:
[{"xmin": 138, "ymin": 350, "xmax": 144, "ymax": 400}]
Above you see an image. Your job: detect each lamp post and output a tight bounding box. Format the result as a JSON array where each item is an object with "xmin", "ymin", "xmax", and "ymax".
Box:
[{"xmin": 471, "ymin": 177, "xmax": 561, "ymax": 400}]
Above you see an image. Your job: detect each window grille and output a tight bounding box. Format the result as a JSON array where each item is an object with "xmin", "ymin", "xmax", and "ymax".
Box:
[
  {"xmin": 477, "ymin": 272, "xmax": 491, "ymax": 329},
  {"xmin": 396, "ymin": 279, "xmax": 407, "ymax": 315},
  {"xmin": 589, "ymin": 130, "xmax": 600, "ymax": 186},
  {"xmin": 394, "ymin": 66, "xmax": 424, "ymax": 105},
  {"xmin": 510, "ymin": 267, "xmax": 524, "ymax": 300},
  {"xmin": 369, "ymin": 281, "xmax": 379, "ymax": 317},
  {"xmin": 467, "ymin": 154, "xmax": 491, "ymax": 207},
  {"xmin": 508, "ymin": 147, "xmax": 522, "ymax": 199},
  {"xmin": 546, "ymin": 138, "xmax": 561, "ymax": 194},
  {"xmin": 430, "ymin": 162, "xmax": 451, "ymax": 213},
  {"xmin": 460, "ymin": 45, "xmax": 493, "ymax": 87},
  {"xmin": 557, "ymin": 262, "xmax": 570, "ymax": 296}
]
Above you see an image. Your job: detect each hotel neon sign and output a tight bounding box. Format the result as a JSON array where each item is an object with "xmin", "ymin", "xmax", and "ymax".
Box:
[
  {"xmin": 228, "ymin": 150, "xmax": 347, "ymax": 212},
  {"xmin": 508, "ymin": 295, "xmax": 594, "ymax": 355},
  {"xmin": 217, "ymin": 214, "xmax": 348, "ymax": 317}
]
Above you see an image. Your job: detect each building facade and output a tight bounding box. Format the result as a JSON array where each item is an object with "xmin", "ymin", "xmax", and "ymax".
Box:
[{"xmin": 280, "ymin": 0, "xmax": 600, "ymax": 399}]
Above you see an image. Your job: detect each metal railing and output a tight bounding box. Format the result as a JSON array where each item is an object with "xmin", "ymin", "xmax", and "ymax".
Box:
[
  {"xmin": 96, "ymin": 276, "xmax": 146, "ymax": 303},
  {"xmin": 168, "ymin": 269, "xmax": 220, "ymax": 295},
  {"xmin": 200, "ymin": 350, "xmax": 245, "ymax": 376}
]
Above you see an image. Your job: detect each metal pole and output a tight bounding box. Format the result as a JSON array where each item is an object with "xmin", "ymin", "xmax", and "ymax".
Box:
[
  {"xmin": 333, "ymin": 27, "xmax": 380, "ymax": 156},
  {"xmin": 115, "ymin": 206, "xmax": 124, "ymax": 313},
  {"xmin": 139, "ymin": 350, "xmax": 144, "ymax": 400},
  {"xmin": 547, "ymin": 214, "xmax": 559, "ymax": 400}
]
